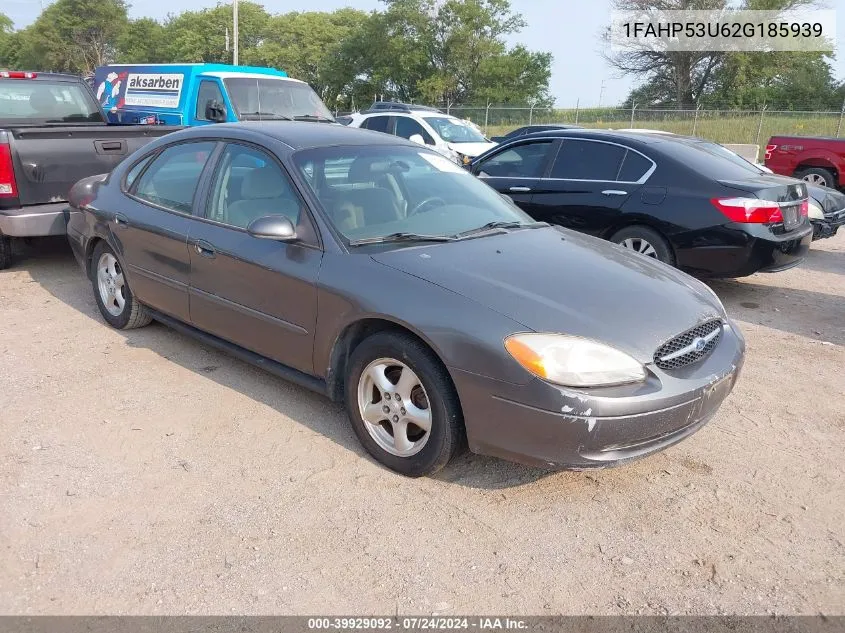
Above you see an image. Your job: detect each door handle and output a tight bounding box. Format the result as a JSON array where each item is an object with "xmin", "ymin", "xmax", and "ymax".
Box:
[
  {"xmin": 601, "ymin": 189, "xmax": 628, "ymax": 196},
  {"xmin": 509, "ymin": 186, "xmax": 532, "ymax": 193},
  {"xmin": 194, "ymin": 240, "xmax": 216, "ymax": 258},
  {"xmin": 113, "ymin": 213, "xmax": 129, "ymax": 228},
  {"xmin": 94, "ymin": 140, "xmax": 127, "ymax": 155}
]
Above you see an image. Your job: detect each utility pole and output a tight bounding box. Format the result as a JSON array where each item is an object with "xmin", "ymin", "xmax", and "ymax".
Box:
[
  {"xmin": 233, "ymin": 0, "xmax": 239, "ymax": 66},
  {"xmin": 599, "ymin": 80, "xmax": 606, "ymax": 108}
]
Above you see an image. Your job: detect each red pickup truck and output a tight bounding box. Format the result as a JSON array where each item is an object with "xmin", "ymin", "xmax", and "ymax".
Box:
[{"xmin": 764, "ymin": 135, "xmax": 845, "ymax": 189}]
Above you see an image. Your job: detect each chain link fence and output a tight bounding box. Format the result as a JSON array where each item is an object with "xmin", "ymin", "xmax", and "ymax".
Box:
[{"xmin": 445, "ymin": 104, "xmax": 845, "ymax": 149}]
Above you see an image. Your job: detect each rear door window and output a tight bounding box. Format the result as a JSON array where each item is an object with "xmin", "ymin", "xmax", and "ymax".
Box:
[
  {"xmin": 551, "ymin": 140, "xmax": 627, "ymax": 181},
  {"xmin": 476, "ymin": 141, "xmax": 555, "ymax": 178},
  {"xmin": 363, "ymin": 116, "xmax": 391, "ymax": 134},
  {"xmin": 395, "ymin": 116, "xmax": 434, "ymax": 144},
  {"xmin": 133, "ymin": 142, "xmax": 216, "ymax": 213}
]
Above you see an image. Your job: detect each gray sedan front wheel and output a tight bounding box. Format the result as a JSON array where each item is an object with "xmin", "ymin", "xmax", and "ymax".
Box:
[
  {"xmin": 345, "ymin": 331, "xmax": 464, "ymax": 476},
  {"xmin": 90, "ymin": 241, "xmax": 152, "ymax": 330}
]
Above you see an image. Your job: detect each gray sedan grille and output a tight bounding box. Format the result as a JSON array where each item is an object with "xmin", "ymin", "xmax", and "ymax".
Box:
[{"xmin": 654, "ymin": 319, "xmax": 723, "ymax": 371}]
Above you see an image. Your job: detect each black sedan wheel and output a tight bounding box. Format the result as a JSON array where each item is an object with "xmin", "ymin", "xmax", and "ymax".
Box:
[
  {"xmin": 611, "ymin": 226, "xmax": 675, "ymax": 266},
  {"xmin": 91, "ymin": 241, "xmax": 152, "ymax": 330},
  {"xmin": 345, "ymin": 331, "xmax": 464, "ymax": 477}
]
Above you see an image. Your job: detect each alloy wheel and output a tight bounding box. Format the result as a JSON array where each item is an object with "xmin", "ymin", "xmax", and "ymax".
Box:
[
  {"xmin": 802, "ymin": 173, "xmax": 829, "ymax": 186},
  {"xmin": 357, "ymin": 358, "xmax": 432, "ymax": 457},
  {"xmin": 619, "ymin": 237, "xmax": 658, "ymax": 258},
  {"xmin": 97, "ymin": 252, "xmax": 126, "ymax": 317}
]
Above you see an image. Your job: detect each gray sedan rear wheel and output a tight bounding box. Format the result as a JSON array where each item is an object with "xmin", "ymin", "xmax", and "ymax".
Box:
[{"xmin": 345, "ymin": 331, "xmax": 464, "ymax": 476}]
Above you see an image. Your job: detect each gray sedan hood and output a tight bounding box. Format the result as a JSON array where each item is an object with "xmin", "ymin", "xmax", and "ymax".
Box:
[{"xmin": 372, "ymin": 226, "xmax": 724, "ymax": 362}]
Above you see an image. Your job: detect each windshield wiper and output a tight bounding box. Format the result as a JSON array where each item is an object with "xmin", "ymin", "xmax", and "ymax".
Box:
[
  {"xmin": 239, "ymin": 112, "xmax": 293, "ymax": 121},
  {"xmin": 349, "ymin": 232, "xmax": 458, "ymax": 246},
  {"xmin": 456, "ymin": 221, "xmax": 547, "ymax": 239},
  {"xmin": 294, "ymin": 114, "xmax": 336, "ymax": 123}
]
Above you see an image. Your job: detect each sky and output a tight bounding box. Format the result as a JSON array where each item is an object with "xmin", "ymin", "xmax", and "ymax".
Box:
[{"xmin": 5, "ymin": 0, "xmax": 845, "ymax": 106}]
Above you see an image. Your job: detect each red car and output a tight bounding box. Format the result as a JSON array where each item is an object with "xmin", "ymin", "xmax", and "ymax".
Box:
[{"xmin": 764, "ymin": 135, "xmax": 845, "ymax": 189}]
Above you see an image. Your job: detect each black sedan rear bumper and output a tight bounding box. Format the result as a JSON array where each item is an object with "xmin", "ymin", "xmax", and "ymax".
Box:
[{"xmin": 676, "ymin": 223, "xmax": 813, "ymax": 278}]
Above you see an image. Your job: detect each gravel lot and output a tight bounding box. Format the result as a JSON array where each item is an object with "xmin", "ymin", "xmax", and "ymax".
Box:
[{"xmin": 1, "ymin": 236, "xmax": 843, "ymax": 615}]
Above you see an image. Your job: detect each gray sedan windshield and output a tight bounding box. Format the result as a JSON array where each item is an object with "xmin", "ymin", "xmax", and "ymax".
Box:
[{"xmin": 294, "ymin": 146, "xmax": 534, "ymax": 243}]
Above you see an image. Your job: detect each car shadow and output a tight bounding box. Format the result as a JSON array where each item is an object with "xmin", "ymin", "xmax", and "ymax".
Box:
[
  {"xmin": 798, "ymin": 247, "xmax": 845, "ymax": 275},
  {"xmin": 707, "ymin": 277, "xmax": 845, "ymax": 345},
  {"xmin": 21, "ymin": 240, "xmax": 559, "ymax": 490}
]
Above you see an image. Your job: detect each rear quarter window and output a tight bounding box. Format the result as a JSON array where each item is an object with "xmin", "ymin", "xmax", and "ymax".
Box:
[{"xmin": 618, "ymin": 150, "xmax": 653, "ymax": 182}]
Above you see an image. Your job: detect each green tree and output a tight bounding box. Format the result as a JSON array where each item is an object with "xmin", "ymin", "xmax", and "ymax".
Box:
[
  {"xmin": 17, "ymin": 0, "xmax": 129, "ymax": 73},
  {"xmin": 703, "ymin": 52, "xmax": 840, "ymax": 109},
  {"xmin": 0, "ymin": 12, "xmax": 17, "ymax": 69},
  {"xmin": 612, "ymin": 0, "xmax": 831, "ymax": 108},
  {"xmin": 331, "ymin": 0, "xmax": 550, "ymax": 108},
  {"xmin": 118, "ymin": 18, "xmax": 168, "ymax": 63},
  {"xmin": 605, "ymin": 0, "xmax": 727, "ymax": 108},
  {"xmin": 163, "ymin": 2, "xmax": 269, "ymax": 64},
  {"xmin": 474, "ymin": 46, "xmax": 553, "ymax": 105},
  {"xmin": 244, "ymin": 9, "xmax": 370, "ymax": 101}
]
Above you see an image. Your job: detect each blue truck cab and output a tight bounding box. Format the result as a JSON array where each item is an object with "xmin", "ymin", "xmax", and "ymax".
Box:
[{"xmin": 92, "ymin": 63, "xmax": 335, "ymax": 126}]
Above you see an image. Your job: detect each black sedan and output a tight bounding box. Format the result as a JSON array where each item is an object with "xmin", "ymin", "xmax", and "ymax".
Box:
[
  {"xmin": 66, "ymin": 123, "xmax": 743, "ymax": 476},
  {"xmin": 470, "ymin": 129, "xmax": 813, "ymax": 278}
]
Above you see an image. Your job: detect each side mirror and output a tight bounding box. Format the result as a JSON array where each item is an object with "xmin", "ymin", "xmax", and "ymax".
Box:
[
  {"xmin": 247, "ymin": 215, "xmax": 297, "ymax": 242},
  {"xmin": 409, "ymin": 134, "xmax": 426, "ymax": 145},
  {"xmin": 205, "ymin": 99, "xmax": 227, "ymax": 123}
]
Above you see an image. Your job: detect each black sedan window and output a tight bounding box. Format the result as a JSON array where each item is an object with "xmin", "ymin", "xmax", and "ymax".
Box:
[
  {"xmin": 476, "ymin": 141, "xmax": 555, "ymax": 178},
  {"xmin": 294, "ymin": 146, "xmax": 534, "ymax": 242},
  {"xmin": 617, "ymin": 150, "xmax": 654, "ymax": 182},
  {"xmin": 551, "ymin": 140, "xmax": 627, "ymax": 181},
  {"xmin": 133, "ymin": 142, "xmax": 215, "ymax": 213},
  {"xmin": 659, "ymin": 139, "xmax": 764, "ymax": 179}
]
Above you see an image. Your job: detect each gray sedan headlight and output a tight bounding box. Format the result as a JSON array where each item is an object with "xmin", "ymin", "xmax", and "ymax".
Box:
[{"xmin": 504, "ymin": 333, "xmax": 646, "ymax": 387}]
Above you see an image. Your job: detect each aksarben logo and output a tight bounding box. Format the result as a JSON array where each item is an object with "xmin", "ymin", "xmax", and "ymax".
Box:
[{"xmin": 127, "ymin": 74, "xmax": 184, "ymax": 92}]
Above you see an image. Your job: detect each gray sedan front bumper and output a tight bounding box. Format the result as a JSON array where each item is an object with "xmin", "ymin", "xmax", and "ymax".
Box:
[{"xmin": 450, "ymin": 322, "xmax": 745, "ymax": 469}]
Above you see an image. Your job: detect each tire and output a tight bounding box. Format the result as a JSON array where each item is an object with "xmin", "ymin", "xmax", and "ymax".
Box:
[
  {"xmin": 0, "ymin": 233, "xmax": 11, "ymax": 270},
  {"xmin": 611, "ymin": 225, "xmax": 675, "ymax": 266},
  {"xmin": 90, "ymin": 241, "xmax": 152, "ymax": 330},
  {"xmin": 344, "ymin": 331, "xmax": 464, "ymax": 477},
  {"xmin": 796, "ymin": 167, "xmax": 836, "ymax": 189}
]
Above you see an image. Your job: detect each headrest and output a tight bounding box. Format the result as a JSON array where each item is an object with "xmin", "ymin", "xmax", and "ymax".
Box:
[
  {"xmin": 241, "ymin": 166, "xmax": 288, "ymax": 200},
  {"xmin": 29, "ymin": 90, "xmax": 57, "ymax": 115}
]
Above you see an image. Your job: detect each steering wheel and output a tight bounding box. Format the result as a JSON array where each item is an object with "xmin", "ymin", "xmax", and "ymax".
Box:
[{"xmin": 408, "ymin": 196, "xmax": 447, "ymax": 216}]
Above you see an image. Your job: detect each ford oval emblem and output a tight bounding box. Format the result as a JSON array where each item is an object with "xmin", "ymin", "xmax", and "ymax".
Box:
[{"xmin": 692, "ymin": 337, "xmax": 707, "ymax": 353}]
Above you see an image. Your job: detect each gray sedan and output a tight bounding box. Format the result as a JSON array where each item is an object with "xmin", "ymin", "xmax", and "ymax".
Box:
[{"xmin": 66, "ymin": 123, "xmax": 745, "ymax": 477}]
